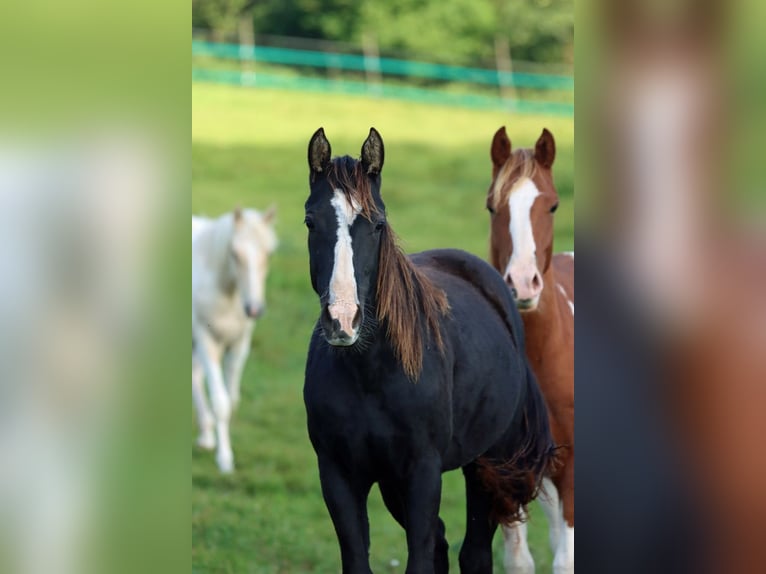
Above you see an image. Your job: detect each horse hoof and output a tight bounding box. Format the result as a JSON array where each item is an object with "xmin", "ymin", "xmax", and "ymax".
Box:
[
  {"xmin": 217, "ymin": 455, "xmax": 235, "ymax": 474},
  {"xmin": 196, "ymin": 434, "xmax": 216, "ymax": 450}
]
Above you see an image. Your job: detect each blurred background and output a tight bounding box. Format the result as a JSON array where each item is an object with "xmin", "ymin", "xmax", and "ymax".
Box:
[{"xmin": 191, "ymin": 1, "xmax": 573, "ymax": 572}]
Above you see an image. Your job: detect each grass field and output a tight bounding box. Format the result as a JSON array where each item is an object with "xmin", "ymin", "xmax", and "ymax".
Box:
[{"xmin": 192, "ymin": 82, "xmax": 574, "ymax": 573}]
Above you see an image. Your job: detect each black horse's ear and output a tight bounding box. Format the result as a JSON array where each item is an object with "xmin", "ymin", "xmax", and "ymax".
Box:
[
  {"xmin": 308, "ymin": 127, "xmax": 332, "ymax": 173},
  {"xmin": 535, "ymin": 128, "xmax": 556, "ymax": 169},
  {"xmin": 491, "ymin": 126, "xmax": 512, "ymax": 169},
  {"xmin": 361, "ymin": 127, "xmax": 384, "ymax": 175}
]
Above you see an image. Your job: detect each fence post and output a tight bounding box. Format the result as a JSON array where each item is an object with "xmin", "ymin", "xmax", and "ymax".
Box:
[
  {"xmin": 362, "ymin": 33, "xmax": 383, "ymax": 97},
  {"xmin": 495, "ymin": 35, "xmax": 516, "ymax": 107},
  {"xmin": 238, "ymin": 11, "xmax": 256, "ymax": 86}
]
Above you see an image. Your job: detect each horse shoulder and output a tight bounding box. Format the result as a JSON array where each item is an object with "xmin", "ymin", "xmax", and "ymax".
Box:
[{"xmin": 551, "ymin": 252, "xmax": 574, "ymax": 302}]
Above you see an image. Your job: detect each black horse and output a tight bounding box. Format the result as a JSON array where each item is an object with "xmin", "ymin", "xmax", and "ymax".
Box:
[{"xmin": 303, "ymin": 127, "xmax": 556, "ymax": 574}]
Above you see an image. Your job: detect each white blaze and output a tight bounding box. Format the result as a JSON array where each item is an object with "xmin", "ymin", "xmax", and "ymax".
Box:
[
  {"xmin": 504, "ymin": 178, "xmax": 542, "ymax": 302},
  {"xmin": 328, "ymin": 189, "xmax": 361, "ymax": 336}
]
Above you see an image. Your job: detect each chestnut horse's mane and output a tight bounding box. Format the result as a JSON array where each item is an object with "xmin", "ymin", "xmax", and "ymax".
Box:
[
  {"xmin": 489, "ymin": 148, "xmax": 538, "ymax": 211},
  {"xmin": 327, "ymin": 157, "xmax": 449, "ymax": 380}
]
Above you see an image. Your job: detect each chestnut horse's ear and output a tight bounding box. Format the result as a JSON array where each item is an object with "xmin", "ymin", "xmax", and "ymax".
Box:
[
  {"xmin": 308, "ymin": 127, "xmax": 332, "ymax": 173},
  {"xmin": 535, "ymin": 128, "xmax": 556, "ymax": 169},
  {"xmin": 361, "ymin": 127, "xmax": 384, "ymax": 175},
  {"xmin": 491, "ymin": 126, "xmax": 512, "ymax": 169}
]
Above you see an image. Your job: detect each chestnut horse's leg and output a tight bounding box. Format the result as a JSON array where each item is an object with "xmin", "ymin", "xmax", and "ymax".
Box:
[
  {"xmin": 501, "ymin": 512, "xmax": 535, "ymax": 574},
  {"xmin": 379, "ymin": 480, "xmax": 449, "ymax": 574},
  {"xmin": 551, "ymin": 451, "xmax": 574, "ymax": 574},
  {"xmin": 459, "ymin": 462, "xmax": 499, "ymax": 574},
  {"xmin": 317, "ymin": 456, "xmax": 373, "ymax": 574}
]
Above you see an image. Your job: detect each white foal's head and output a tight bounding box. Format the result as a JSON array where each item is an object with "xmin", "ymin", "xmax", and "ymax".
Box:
[{"xmin": 228, "ymin": 206, "xmax": 277, "ymax": 319}]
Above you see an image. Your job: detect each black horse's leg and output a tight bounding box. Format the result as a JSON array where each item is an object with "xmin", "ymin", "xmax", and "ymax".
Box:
[
  {"xmin": 379, "ymin": 480, "xmax": 449, "ymax": 574},
  {"xmin": 318, "ymin": 456, "xmax": 373, "ymax": 574},
  {"xmin": 400, "ymin": 457, "xmax": 443, "ymax": 574},
  {"xmin": 459, "ymin": 462, "xmax": 499, "ymax": 574}
]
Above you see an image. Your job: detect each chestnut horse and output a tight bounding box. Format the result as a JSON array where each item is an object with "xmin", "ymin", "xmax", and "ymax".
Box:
[{"xmin": 486, "ymin": 127, "xmax": 574, "ymax": 574}]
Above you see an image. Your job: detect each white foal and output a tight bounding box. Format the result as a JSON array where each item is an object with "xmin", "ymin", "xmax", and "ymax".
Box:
[{"xmin": 192, "ymin": 206, "xmax": 277, "ymax": 473}]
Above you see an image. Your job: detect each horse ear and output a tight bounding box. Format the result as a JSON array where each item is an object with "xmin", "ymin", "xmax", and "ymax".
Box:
[
  {"xmin": 233, "ymin": 206, "xmax": 243, "ymax": 225},
  {"xmin": 535, "ymin": 128, "xmax": 556, "ymax": 169},
  {"xmin": 308, "ymin": 127, "xmax": 331, "ymax": 173},
  {"xmin": 491, "ymin": 126, "xmax": 512, "ymax": 169},
  {"xmin": 262, "ymin": 203, "xmax": 277, "ymax": 225},
  {"xmin": 361, "ymin": 127, "xmax": 384, "ymax": 175}
]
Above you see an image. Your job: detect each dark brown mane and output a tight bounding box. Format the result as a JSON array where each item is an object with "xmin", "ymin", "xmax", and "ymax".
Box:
[{"xmin": 328, "ymin": 156, "xmax": 450, "ymax": 380}]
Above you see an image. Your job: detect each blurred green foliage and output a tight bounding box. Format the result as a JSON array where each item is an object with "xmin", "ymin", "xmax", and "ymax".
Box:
[{"xmin": 192, "ymin": 0, "xmax": 573, "ymax": 66}]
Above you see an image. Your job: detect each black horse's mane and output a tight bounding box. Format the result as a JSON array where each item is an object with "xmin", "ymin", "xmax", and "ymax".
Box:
[{"xmin": 327, "ymin": 157, "xmax": 449, "ymax": 380}]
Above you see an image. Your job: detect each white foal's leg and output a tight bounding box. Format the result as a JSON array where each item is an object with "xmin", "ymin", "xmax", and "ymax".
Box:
[
  {"xmin": 192, "ymin": 353, "xmax": 215, "ymax": 449},
  {"xmin": 223, "ymin": 323, "xmax": 253, "ymax": 411},
  {"xmin": 538, "ymin": 478, "xmax": 562, "ymax": 554},
  {"xmin": 502, "ymin": 510, "xmax": 535, "ymax": 574},
  {"xmin": 196, "ymin": 331, "xmax": 235, "ymax": 473}
]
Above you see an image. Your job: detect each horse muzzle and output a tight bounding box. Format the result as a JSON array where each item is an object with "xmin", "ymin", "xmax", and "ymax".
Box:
[{"xmin": 322, "ymin": 302, "xmax": 361, "ymax": 346}]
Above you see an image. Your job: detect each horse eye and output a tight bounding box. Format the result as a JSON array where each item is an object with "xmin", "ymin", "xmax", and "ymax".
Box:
[
  {"xmin": 487, "ymin": 205, "xmax": 495, "ymax": 215},
  {"xmin": 550, "ymin": 203, "xmax": 559, "ymax": 214},
  {"xmin": 374, "ymin": 220, "xmax": 386, "ymax": 231},
  {"xmin": 304, "ymin": 216, "xmax": 315, "ymax": 230}
]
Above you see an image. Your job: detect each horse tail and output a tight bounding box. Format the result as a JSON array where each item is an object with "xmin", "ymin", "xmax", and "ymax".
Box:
[{"xmin": 476, "ymin": 362, "xmax": 559, "ymax": 525}]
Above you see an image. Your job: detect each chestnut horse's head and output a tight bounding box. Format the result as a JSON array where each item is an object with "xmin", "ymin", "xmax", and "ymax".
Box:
[{"xmin": 487, "ymin": 127, "xmax": 559, "ymax": 311}]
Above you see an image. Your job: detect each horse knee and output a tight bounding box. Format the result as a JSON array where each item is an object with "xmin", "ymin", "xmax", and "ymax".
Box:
[
  {"xmin": 502, "ymin": 523, "xmax": 535, "ymax": 574},
  {"xmin": 210, "ymin": 389, "xmax": 231, "ymax": 421}
]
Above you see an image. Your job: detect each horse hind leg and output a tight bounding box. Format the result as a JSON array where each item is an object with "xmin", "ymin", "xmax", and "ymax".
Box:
[
  {"xmin": 538, "ymin": 477, "xmax": 562, "ymax": 554},
  {"xmin": 501, "ymin": 511, "xmax": 535, "ymax": 574},
  {"xmin": 551, "ymin": 456, "xmax": 574, "ymax": 574},
  {"xmin": 379, "ymin": 480, "xmax": 449, "ymax": 574}
]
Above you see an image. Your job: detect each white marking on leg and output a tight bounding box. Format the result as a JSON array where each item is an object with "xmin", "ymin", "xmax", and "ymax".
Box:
[
  {"xmin": 557, "ymin": 283, "xmax": 574, "ymax": 316},
  {"xmin": 328, "ymin": 189, "xmax": 361, "ymax": 337},
  {"xmin": 553, "ymin": 524, "xmax": 574, "ymax": 574},
  {"xmin": 502, "ymin": 511, "xmax": 535, "ymax": 574},
  {"xmin": 552, "ymin": 501, "xmax": 574, "ymax": 574},
  {"xmin": 505, "ymin": 178, "xmax": 543, "ymax": 305},
  {"xmin": 538, "ymin": 477, "xmax": 561, "ymax": 554}
]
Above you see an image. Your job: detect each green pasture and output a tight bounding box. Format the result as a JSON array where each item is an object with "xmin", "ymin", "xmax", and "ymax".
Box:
[{"xmin": 192, "ymin": 82, "xmax": 574, "ymax": 573}]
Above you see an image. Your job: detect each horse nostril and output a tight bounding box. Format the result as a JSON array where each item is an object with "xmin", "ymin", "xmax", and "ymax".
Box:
[
  {"xmin": 531, "ymin": 273, "xmax": 542, "ymax": 291},
  {"xmin": 352, "ymin": 307, "xmax": 362, "ymax": 329},
  {"xmin": 511, "ymin": 287, "xmax": 518, "ymax": 299}
]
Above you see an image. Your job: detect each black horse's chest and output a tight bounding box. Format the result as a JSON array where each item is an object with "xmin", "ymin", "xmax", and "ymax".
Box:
[{"xmin": 304, "ymin": 365, "xmax": 450, "ymax": 477}]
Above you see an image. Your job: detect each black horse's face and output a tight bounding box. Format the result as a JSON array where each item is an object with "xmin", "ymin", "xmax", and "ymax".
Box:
[{"xmin": 305, "ymin": 128, "xmax": 386, "ymax": 347}]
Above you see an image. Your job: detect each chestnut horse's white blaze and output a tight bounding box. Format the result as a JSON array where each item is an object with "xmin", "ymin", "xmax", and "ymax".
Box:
[
  {"xmin": 505, "ymin": 178, "xmax": 543, "ymax": 306},
  {"xmin": 328, "ymin": 189, "xmax": 361, "ymax": 343}
]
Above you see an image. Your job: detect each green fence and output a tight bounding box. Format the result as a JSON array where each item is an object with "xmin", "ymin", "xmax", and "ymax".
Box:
[{"xmin": 192, "ymin": 40, "xmax": 574, "ymax": 116}]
